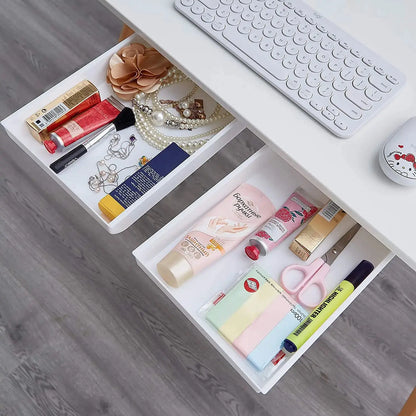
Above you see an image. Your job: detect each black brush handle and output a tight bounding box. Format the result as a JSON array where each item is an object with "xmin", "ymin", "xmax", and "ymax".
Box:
[{"xmin": 50, "ymin": 145, "xmax": 87, "ymax": 173}]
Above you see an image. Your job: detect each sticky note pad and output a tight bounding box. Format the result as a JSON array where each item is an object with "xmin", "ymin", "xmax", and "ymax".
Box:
[{"xmin": 246, "ymin": 302, "xmax": 307, "ymax": 370}]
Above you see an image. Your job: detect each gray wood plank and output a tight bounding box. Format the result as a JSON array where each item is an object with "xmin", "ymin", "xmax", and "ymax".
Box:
[{"xmin": 0, "ymin": 1, "xmax": 415, "ymax": 415}]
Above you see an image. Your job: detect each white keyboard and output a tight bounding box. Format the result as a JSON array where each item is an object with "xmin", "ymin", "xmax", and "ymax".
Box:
[{"xmin": 175, "ymin": 0, "xmax": 405, "ymax": 138}]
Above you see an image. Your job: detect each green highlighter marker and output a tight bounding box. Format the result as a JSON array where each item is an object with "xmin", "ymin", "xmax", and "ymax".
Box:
[{"xmin": 283, "ymin": 260, "xmax": 375, "ymax": 354}]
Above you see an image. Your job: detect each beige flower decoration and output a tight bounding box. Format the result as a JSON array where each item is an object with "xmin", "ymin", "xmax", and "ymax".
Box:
[{"xmin": 107, "ymin": 43, "xmax": 172, "ymax": 101}]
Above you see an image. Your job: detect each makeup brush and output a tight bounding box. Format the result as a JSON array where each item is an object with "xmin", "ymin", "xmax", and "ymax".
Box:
[{"xmin": 50, "ymin": 107, "xmax": 136, "ymax": 174}]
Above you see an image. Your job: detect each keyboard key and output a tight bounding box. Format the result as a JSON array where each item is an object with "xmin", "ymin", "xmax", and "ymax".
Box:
[
  {"xmin": 271, "ymin": 17, "xmax": 284, "ymax": 28},
  {"xmin": 344, "ymin": 57, "xmax": 358, "ymax": 68},
  {"xmin": 191, "ymin": 3, "xmax": 205, "ymax": 14},
  {"xmin": 265, "ymin": 0, "xmax": 278, "ymax": 8},
  {"xmin": 249, "ymin": 30, "xmax": 262, "ymax": 42},
  {"xmin": 284, "ymin": 1, "xmax": 295, "ymax": 9},
  {"xmin": 304, "ymin": 43, "xmax": 318, "ymax": 54},
  {"xmin": 345, "ymin": 90, "xmax": 372, "ymax": 110},
  {"xmin": 321, "ymin": 39, "xmax": 334, "ymax": 50},
  {"xmin": 294, "ymin": 8, "xmax": 306, "ymax": 17},
  {"xmin": 200, "ymin": 0, "xmax": 219, "ymax": 9},
  {"xmin": 212, "ymin": 20, "xmax": 226, "ymax": 30},
  {"xmin": 339, "ymin": 40, "xmax": 350, "ymax": 50},
  {"xmin": 287, "ymin": 15, "xmax": 300, "ymax": 25},
  {"xmin": 369, "ymin": 75, "xmax": 392, "ymax": 93},
  {"xmin": 238, "ymin": 22, "xmax": 251, "ymax": 33},
  {"xmin": 282, "ymin": 57, "xmax": 296, "ymax": 68},
  {"xmin": 297, "ymin": 23, "xmax": 310, "ymax": 34},
  {"xmin": 352, "ymin": 77, "xmax": 368, "ymax": 90},
  {"xmin": 293, "ymin": 33, "xmax": 307, "ymax": 45},
  {"xmin": 260, "ymin": 38, "xmax": 274, "ymax": 50},
  {"xmin": 350, "ymin": 49, "xmax": 362, "ymax": 58},
  {"xmin": 316, "ymin": 24, "xmax": 327, "ymax": 33},
  {"xmin": 228, "ymin": 13, "xmax": 241, "ymax": 25},
  {"xmin": 332, "ymin": 47, "xmax": 346, "ymax": 60},
  {"xmin": 181, "ymin": 0, "xmax": 194, "ymax": 6},
  {"xmin": 221, "ymin": 0, "xmax": 233, "ymax": 4},
  {"xmin": 334, "ymin": 117, "xmax": 348, "ymax": 130},
  {"xmin": 309, "ymin": 60, "xmax": 323, "ymax": 73},
  {"xmin": 287, "ymin": 77, "xmax": 301, "ymax": 89},
  {"xmin": 387, "ymin": 74, "xmax": 399, "ymax": 85},
  {"xmin": 352, "ymin": 77, "xmax": 367, "ymax": 90},
  {"xmin": 263, "ymin": 26, "xmax": 277, "ymax": 37},
  {"xmin": 252, "ymin": 17, "xmax": 266, "ymax": 29},
  {"xmin": 318, "ymin": 83, "xmax": 332, "ymax": 97},
  {"xmin": 249, "ymin": 1, "xmax": 262, "ymax": 11},
  {"xmin": 217, "ymin": 6, "xmax": 230, "ymax": 17},
  {"xmin": 362, "ymin": 56, "xmax": 373, "ymax": 67},
  {"xmin": 231, "ymin": 2, "xmax": 243, "ymax": 12},
  {"xmin": 305, "ymin": 15, "xmax": 316, "ymax": 25},
  {"xmin": 294, "ymin": 65, "xmax": 308, "ymax": 78},
  {"xmin": 306, "ymin": 74, "xmax": 320, "ymax": 87},
  {"xmin": 321, "ymin": 70, "xmax": 334, "ymax": 82},
  {"xmin": 332, "ymin": 79, "xmax": 347, "ymax": 91},
  {"xmin": 317, "ymin": 51, "xmax": 330, "ymax": 63},
  {"xmin": 374, "ymin": 66, "xmax": 385, "ymax": 75},
  {"xmin": 202, "ymin": 12, "xmax": 215, "ymax": 21},
  {"xmin": 260, "ymin": 8, "xmax": 274, "ymax": 19},
  {"xmin": 327, "ymin": 32, "xmax": 339, "ymax": 41},
  {"xmin": 285, "ymin": 43, "xmax": 299, "ymax": 55},
  {"xmin": 282, "ymin": 25, "xmax": 296, "ymax": 37},
  {"xmin": 340, "ymin": 68, "xmax": 355, "ymax": 81},
  {"xmin": 242, "ymin": 10, "xmax": 255, "ymax": 20},
  {"xmin": 326, "ymin": 105, "xmax": 340, "ymax": 116},
  {"xmin": 298, "ymin": 87, "xmax": 313, "ymax": 99},
  {"xmin": 310, "ymin": 99, "xmax": 324, "ymax": 111},
  {"xmin": 328, "ymin": 60, "xmax": 342, "ymax": 72},
  {"xmin": 275, "ymin": 5, "xmax": 289, "ymax": 16},
  {"xmin": 356, "ymin": 66, "xmax": 370, "ymax": 77},
  {"xmin": 297, "ymin": 52, "xmax": 310, "ymax": 64},
  {"xmin": 322, "ymin": 109, "xmax": 335, "ymax": 120},
  {"xmin": 274, "ymin": 35, "xmax": 287, "ymax": 46},
  {"xmin": 309, "ymin": 31, "xmax": 322, "ymax": 42},
  {"xmin": 330, "ymin": 93, "xmax": 362, "ymax": 119},
  {"xmin": 271, "ymin": 47, "xmax": 284, "ymax": 60},
  {"xmin": 365, "ymin": 86, "xmax": 382, "ymax": 102},
  {"xmin": 239, "ymin": 0, "xmax": 252, "ymax": 4}
]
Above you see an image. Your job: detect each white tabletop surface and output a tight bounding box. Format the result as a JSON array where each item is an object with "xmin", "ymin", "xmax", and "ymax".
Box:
[{"xmin": 100, "ymin": 0, "xmax": 416, "ymax": 270}]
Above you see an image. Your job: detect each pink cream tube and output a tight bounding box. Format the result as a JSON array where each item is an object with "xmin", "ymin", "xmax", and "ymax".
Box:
[
  {"xmin": 157, "ymin": 183, "xmax": 275, "ymax": 288},
  {"xmin": 43, "ymin": 96, "xmax": 124, "ymax": 154},
  {"xmin": 245, "ymin": 189, "xmax": 319, "ymax": 260}
]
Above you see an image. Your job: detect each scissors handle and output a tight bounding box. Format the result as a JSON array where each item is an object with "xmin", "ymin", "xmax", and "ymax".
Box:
[{"xmin": 281, "ymin": 258, "xmax": 329, "ymax": 309}]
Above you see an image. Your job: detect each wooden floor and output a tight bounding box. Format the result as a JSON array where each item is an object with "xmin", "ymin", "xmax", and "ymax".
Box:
[{"xmin": 0, "ymin": 1, "xmax": 415, "ymax": 415}]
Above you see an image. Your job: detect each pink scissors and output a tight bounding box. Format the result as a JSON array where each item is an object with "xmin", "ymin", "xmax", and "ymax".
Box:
[{"xmin": 280, "ymin": 224, "xmax": 361, "ymax": 309}]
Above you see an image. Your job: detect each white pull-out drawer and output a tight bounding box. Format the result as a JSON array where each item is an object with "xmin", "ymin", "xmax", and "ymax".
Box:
[
  {"xmin": 1, "ymin": 34, "xmax": 244, "ymax": 234},
  {"xmin": 133, "ymin": 147, "xmax": 393, "ymax": 394}
]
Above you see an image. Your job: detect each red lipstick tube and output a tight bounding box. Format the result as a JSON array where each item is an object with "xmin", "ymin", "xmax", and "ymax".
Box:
[{"xmin": 43, "ymin": 96, "xmax": 124, "ymax": 154}]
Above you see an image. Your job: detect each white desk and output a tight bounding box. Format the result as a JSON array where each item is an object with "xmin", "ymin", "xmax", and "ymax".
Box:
[
  {"xmin": 101, "ymin": 0, "xmax": 416, "ymax": 269},
  {"xmin": 2, "ymin": 0, "xmax": 414, "ymax": 394}
]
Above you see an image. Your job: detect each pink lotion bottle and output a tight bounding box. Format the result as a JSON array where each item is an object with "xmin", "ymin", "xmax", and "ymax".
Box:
[{"xmin": 245, "ymin": 189, "xmax": 319, "ymax": 260}]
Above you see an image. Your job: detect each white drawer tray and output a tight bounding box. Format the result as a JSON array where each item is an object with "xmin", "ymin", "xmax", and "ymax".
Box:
[
  {"xmin": 1, "ymin": 34, "xmax": 244, "ymax": 234},
  {"xmin": 133, "ymin": 147, "xmax": 393, "ymax": 394}
]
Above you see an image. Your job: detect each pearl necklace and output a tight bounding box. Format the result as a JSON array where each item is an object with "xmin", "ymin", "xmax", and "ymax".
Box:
[{"xmin": 132, "ymin": 67, "xmax": 232, "ymax": 154}]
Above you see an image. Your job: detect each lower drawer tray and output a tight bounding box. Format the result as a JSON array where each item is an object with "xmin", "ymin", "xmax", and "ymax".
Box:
[
  {"xmin": 1, "ymin": 34, "xmax": 244, "ymax": 233},
  {"xmin": 133, "ymin": 146, "xmax": 392, "ymax": 394}
]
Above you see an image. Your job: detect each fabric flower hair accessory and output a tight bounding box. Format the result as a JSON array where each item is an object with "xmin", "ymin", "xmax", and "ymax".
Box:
[{"xmin": 107, "ymin": 43, "xmax": 173, "ymax": 101}]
